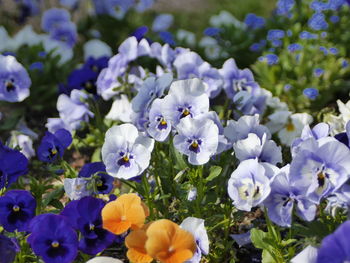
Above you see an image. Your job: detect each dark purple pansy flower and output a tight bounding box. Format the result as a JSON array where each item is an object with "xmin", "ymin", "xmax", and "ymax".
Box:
[
  {"xmin": 0, "ymin": 190, "xmax": 36, "ymax": 232},
  {"xmin": 61, "ymin": 197, "xmax": 116, "ymax": 255},
  {"xmin": 159, "ymin": 31, "xmax": 176, "ymax": 46},
  {"xmin": 0, "ymin": 234, "xmax": 19, "ymax": 263},
  {"xmin": 0, "ymin": 142, "xmax": 28, "ymax": 189},
  {"xmin": 78, "ymin": 162, "xmax": 114, "ymax": 194},
  {"xmin": 317, "ymin": 220, "xmax": 350, "ymax": 263},
  {"xmin": 28, "ymin": 214, "xmax": 78, "ymax": 263},
  {"xmin": 37, "ymin": 129, "xmax": 72, "ymax": 163},
  {"xmin": 132, "ymin": 26, "xmax": 148, "ymax": 41}
]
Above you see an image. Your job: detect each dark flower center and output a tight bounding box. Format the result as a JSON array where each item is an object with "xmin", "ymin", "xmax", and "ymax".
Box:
[
  {"xmin": 47, "ymin": 240, "xmax": 68, "ymax": 258},
  {"xmin": 178, "ymin": 106, "xmax": 192, "ymax": 119},
  {"xmin": 156, "ymin": 116, "xmax": 168, "ymax": 130},
  {"xmin": 117, "ymin": 152, "xmax": 133, "ymax": 167},
  {"xmin": 317, "ymin": 172, "xmax": 328, "ymax": 188},
  {"xmin": 89, "ymin": 223, "xmax": 95, "ymax": 231},
  {"xmin": 188, "ymin": 139, "xmax": 202, "ymax": 153},
  {"xmin": 49, "ymin": 148, "xmax": 58, "ymax": 158},
  {"xmin": 6, "ymin": 81, "xmax": 16, "ymax": 92}
]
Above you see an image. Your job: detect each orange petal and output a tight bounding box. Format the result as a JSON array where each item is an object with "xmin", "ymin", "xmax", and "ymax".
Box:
[
  {"xmin": 171, "ymin": 228, "xmax": 197, "ymax": 253},
  {"xmin": 125, "ymin": 229, "xmax": 148, "ymax": 251},
  {"xmin": 127, "ymin": 248, "xmax": 153, "ymax": 263},
  {"xmin": 161, "ymin": 249, "xmax": 194, "ymax": 263},
  {"xmin": 103, "ymin": 219, "xmax": 131, "ymax": 235},
  {"xmin": 145, "ymin": 220, "xmax": 177, "ymax": 258},
  {"xmin": 127, "ymin": 204, "xmax": 147, "ymax": 229}
]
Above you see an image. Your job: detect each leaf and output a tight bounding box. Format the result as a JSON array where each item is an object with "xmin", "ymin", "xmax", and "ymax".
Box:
[
  {"xmin": 206, "ymin": 166, "xmax": 222, "ymax": 182},
  {"xmin": 262, "ymin": 250, "xmax": 275, "ymax": 263},
  {"xmin": 91, "ymin": 148, "xmax": 102, "ymax": 162},
  {"xmin": 250, "ymin": 228, "xmax": 270, "ymax": 251},
  {"xmin": 42, "ymin": 186, "xmax": 65, "ymax": 207}
]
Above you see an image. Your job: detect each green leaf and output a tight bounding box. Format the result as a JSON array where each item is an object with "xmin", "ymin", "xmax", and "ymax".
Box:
[
  {"xmin": 250, "ymin": 228, "xmax": 270, "ymax": 251},
  {"xmin": 262, "ymin": 250, "xmax": 275, "ymax": 263},
  {"xmin": 42, "ymin": 186, "xmax": 65, "ymax": 207},
  {"xmin": 206, "ymin": 166, "xmax": 222, "ymax": 182},
  {"xmin": 91, "ymin": 148, "xmax": 102, "ymax": 162}
]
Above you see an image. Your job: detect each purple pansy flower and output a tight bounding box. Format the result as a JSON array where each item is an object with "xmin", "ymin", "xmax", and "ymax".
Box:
[
  {"xmin": 290, "ymin": 137, "xmax": 350, "ymax": 203},
  {"xmin": 41, "ymin": 8, "xmax": 71, "ymax": 33},
  {"xmin": 316, "ymin": 220, "xmax": 350, "ymax": 263},
  {"xmin": 0, "ymin": 141, "xmax": 28, "ymax": 189},
  {"xmin": 57, "ymin": 89, "xmax": 94, "ymax": 130},
  {"xmin": 219, "ymin": 58, "xmax": 259, "ymax": 99},
  {"xmin": 264, "ymin": 165, "xmax": 317, "ymax": 227},
  {"xmin": 28, "ymin": 214, "xmax": 79, "ymax": 263},
  {"xmin": 0, "ymin": 234, "xmax": 19, "ymax": 263},
  {"xmin": 0, "ymin": 190, "xmax": 36, "ymax": 232},
  {"xmin": 61, "ymin": 197, "xmax": 116, "ymax": 255},
  {"xmin": 37, "ymin": 129, "xmax": 72, "ymax": 163},
  {"xmin": 0, "ymin": 55, "xmax": 31, "ymax": 102},
  {"xmin": 78, "ymin": 162, "xmax": 114, "ymax": 195},
  {"xmin": 147, "ymin": 99, "xmax": 172, "ymax": 142}
]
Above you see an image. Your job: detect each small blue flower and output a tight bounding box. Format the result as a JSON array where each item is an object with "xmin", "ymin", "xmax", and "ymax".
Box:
[
  {"xmin": 329, "ymin": 47, "xmax": 339, "ymax": 55},
  {"xmin": 41, "ymin": 8, "xmax": 71, "ymax": 33},
  {"xmin": 131, "ymin": 26, "xmax": 148, "ymax": 41},
  {"xmin": 276, "ymin": 0, "xmax": 295, "ymax": 16},
  {"xmin": 203, "ymin": 27, "xmax": 221, "ymax": 37},
  {"xmin": 29, "ymin": 61, "xmax": 44, "ymax": 71},
  {"xmin": 159, "ymin": 31, "xmax": 176, "ymax": 46},
  {"xmin": 310, "ymin": 1, "xmax": 330, "ymax": 12},
  {"xmin": 0, "ymin": 190, "xmax": 36, "ymax": 232},
  {"xmin": 342, "ymin": 60, "xmax": 349, "ymax": 68},
  {"xmin": 271, "ymin": 40, "xmax": 282, "ymax": 47},
  {"xmin": 0, "ymin": 55, "xmax": 31, "ymax": 102},
  {"xmin": 303, "ymin": 87, "xmax": 319, "ymax": 99},
  {"xmin": 314, "ymin": 68, "xmax": 324, "ymax": 77},
  {"xmin": 259, "ymin": 54, "xmax": 279, "ymax": 65},
  {"xmin": 321, "ymin": 31, "xmax": 328, "ymax": 38},
  {"xmin": 284, "ymin": 84, "xmax": 292, "ymax": 91},
  {"xmin": 287, "ymin": 43, "xmax": 303, "ymax": 52},
  {"xmin": 244, "ymin": 13, "xmax": 266, "ymax": 30},
  {"xmin": 37, "ymin": 129, "xmax": 72, "ymax": 163},
  {"xmin": 152, "ymin": 14, "xmax": 174, "ymax": 32},
  {"xmin": 328, "ymin": 0, "xmax": 346, "ymax": 10},
  {"xmin": 250, "ymin": 43, "xmax": 263, "ymax": 52},
  {"xmin": 0, "ymin": 142, "xmax": 28, "ymax": 189},
  {"xmin": 319, "ymin": 46, "xmax": 328, "ymax": 55},
  {"xmin": 330, "ymin": 15, "xmax": 340, "ymax": 23},
  {"xmin": 308, "ymin": 13, "xmax": 328, "ymax": 31},
  {"xmin": 28, "ymin": 214, "xmax": 78, "ymax": 263},
  {"xmin": 267, "ymin": 29, "xmax": 285, "ymax": 41},
  {"xmin": 299, "ymin": 31, "xmax": 318, "ymax": 39},
  {"xmin": 50, "ymin": 21, "xmax": 78, "ymax": 48}
]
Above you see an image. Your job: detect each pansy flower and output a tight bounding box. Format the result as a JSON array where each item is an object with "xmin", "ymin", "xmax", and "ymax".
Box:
[
  {"xmin": 0, "ymin": 55, "xmax": 31, "ymax": 102},
  {"xmin": 147, "ymin": 98, "xmax": 172, "ymax": 142},
  {"xmin": 64, "ymin": 178, "xmax": 93, "ymax": 200},
  {"xmin": 37, "ymin": 129, "xmax": 72, "ymax": 163},
  {"xmin": 0, "ymin": 190, "xmax": 36, "ymax": 232},
  {"xmin": 101, "ymin": 124, "xmax": 154, "ymax": 179},
  {"xmin": 263, "ymin": 165, "xmax": 317, "ymax": 227},
  {"xmin": 0, "ymin": 141, "xmax": 28, "ymax": 189},
  {"xmin": 180, "ymin": 217, "xmax": 209, "ymax": 263},
  {"xmin": 316, "ymin": 220, "xmax": 350, "ymax": 263},
  {"xmin": 28, "ymin": 214, "xmax": 79, "ymax": 263},
  {"xmin": 161, "ymin": 78, "xmax": 209, "ymax": 126},
  {"xmin": 78, "ymin": 162, "xmax": 114, "ymax": 195},
  {"xmin": 145, "ymin": 219, "xmax": 196, "ymax": 263},
  {"xmin": 102, "ymin": 193, "xmax": 149, "ymax": 235},
  {"xmin": 41, "ymin": 8, "xmax": 71, "ymax": 33},
  {"xmin": 125, "ymin": 223, "xmax": 153, "ymax": 263},
  {"xmin": 219, "ymin": 58, "xmax": 259, "ymax": 100},
  {"xmin": 290, "ymin": 137, "xmax": 350, "ymax": 203},
  {"xmin": 0, "ymin": 234, "xmax": 19, "ymax": 263},
  {"xmin": 57, "ymin": 89, "xmax": 94, "ymax": 131},
  {"xmin": 61, "ymin": 197, "xmax": 116, "ymax": 255},
  {"xmin": 174, "ymin": 116, "xmax": 219, "ymax": 165},
  {"xmin": 228, "ymin": 159, "xmax": 274, "ymax": 211}
]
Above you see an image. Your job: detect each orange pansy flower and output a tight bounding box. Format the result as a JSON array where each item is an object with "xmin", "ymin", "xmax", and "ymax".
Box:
[
  {"xmin": 125, "ymin": 224, "xmax": 153, "ymax": 263},
  {"xmin": 145, "ymin": 219, "xmax": 196, "ymax": 263},
  {"xmin": 101, "ymin": 193, "xmax": 149, "ymax": 235}
]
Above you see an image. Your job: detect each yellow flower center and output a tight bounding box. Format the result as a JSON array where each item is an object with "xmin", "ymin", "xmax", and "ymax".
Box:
[
  {"xmin": 286, "ymin": 122, "xmax": 295, "ymax": 131},
  {"xmin": 182, "ymin": 109, "xmax": 190, "ymax": 117},
  {"xmin": 12, "ymin": 205, "xmax": 20, "ymax": 212},
  {"xmin": 123, "ymin": 156, "xmax": 129, "ymax": 162},
  {"xmin": 51, "ymin": 241, "xmax": 60, "ymax": 248}
]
